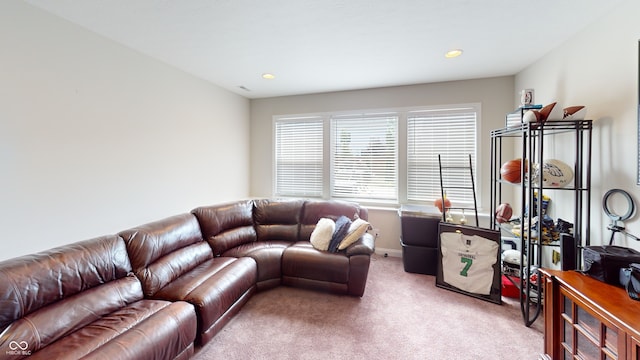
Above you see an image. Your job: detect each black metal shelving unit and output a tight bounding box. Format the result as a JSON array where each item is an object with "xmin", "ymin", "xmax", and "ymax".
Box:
[{"xmin": 490, "ymin": 112, "xmax": 592, "ymax": 327}]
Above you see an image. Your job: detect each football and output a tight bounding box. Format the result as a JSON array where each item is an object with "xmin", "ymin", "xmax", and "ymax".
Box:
[
  {"xmin": 495, "ymin": 203, "xmax": 513, "ymax": 223},
  {"xmin": 502, "ymin": 249, "xmax": 526, "ymax": 266},
  {"xmin": 524, "ymin": 102, "xmax": 557, "ymax": 123},
  {"xmin": 563, "ymin": 106, "xmax": 586, "ymax": 120},
  {"xmin": 540, "ymin": 159, "xmax": 573, "ymax": 187},
  {"xmin": 545, "ymin": 102, "xmax": 564, "ymax": 121},
  {"xmin": 522, "ymin": 110, "xmax": 540, "ymax": 123},
  {"xmin": 539, "ymin": 102, "xmax": 558, "ymax": 121}
]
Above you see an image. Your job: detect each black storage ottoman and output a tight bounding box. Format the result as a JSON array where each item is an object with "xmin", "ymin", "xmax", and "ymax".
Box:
[
  {"xmin": 401, "ymin": 241, "xmax": 438, "ymax": 275},
  {"xmin": 399, "ymin": 205, "xmax": 442, "ymax": 275}
]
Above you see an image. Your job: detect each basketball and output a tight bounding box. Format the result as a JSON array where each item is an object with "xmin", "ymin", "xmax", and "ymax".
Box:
[
  {"xmin": 500, "ymin": 159, "xmax": 525, "ymax": 183},
  {"xmin": 434, "ymin": 197, "xmax": 451, "ymax": 213},
  {"xmin": 495, "ymin": 203, "xmax": 513, "ymax": 223}
]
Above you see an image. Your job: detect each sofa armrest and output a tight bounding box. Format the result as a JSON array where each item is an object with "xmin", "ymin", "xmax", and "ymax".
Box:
[{"xmin": 345, "ymin": 232, "xmax": 375, "ymax": 256}]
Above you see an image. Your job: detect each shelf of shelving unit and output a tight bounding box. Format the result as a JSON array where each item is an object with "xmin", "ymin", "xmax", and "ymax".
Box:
[{"xmin": 490, "ymin": 114, "xmax": 592, "ymax": 327}]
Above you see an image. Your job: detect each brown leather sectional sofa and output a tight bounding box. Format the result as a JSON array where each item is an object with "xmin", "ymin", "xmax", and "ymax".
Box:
[{"xmin": 0, "ymin": 198, "xmax": 375, "ymax": 360}]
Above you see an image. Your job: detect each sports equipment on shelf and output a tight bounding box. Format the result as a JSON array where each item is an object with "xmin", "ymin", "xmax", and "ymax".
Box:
[
  {"xmin": 500, "ymin": 158, "xmax": 524, "ymax": 183},
  {"xmin": 434, "ymin": 196, "xmax": 451, "ymax": 213},
  {"xmin": 522, "ymin": 102, "xmax": 558, "ymax": 123},
  {"xmin": 563, "ymin": 105, "xmax": 586, "ymax": 120},
  {"xmin": 537, "ymin": 159, "xmax": 574, "ymax": 188},
  {"xmin": 495, "ymin": 203, "xmax": 513, "ymax": 223}
]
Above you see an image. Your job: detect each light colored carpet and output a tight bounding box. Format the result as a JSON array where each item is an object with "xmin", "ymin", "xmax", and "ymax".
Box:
[{"xmin": 192, "ymin": 254, "xmax": 544, "ymax": 360}]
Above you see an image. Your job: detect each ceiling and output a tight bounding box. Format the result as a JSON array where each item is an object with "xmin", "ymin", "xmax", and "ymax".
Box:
[{"xmin": 24, "ymin": 0, "xmax": 625, "ymax": 99}]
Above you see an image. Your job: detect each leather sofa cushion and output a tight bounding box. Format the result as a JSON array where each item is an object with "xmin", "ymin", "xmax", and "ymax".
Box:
[
  {"xmin": 1, "ymin": 276, "xmax": 145, "ymax": 356},
  {"xmin": 253, "ymin": 198, "xmax": 304, "ymax": 242},
  {"xmin": 282, "ymin": 242, "xmax": 350, "ymax": 283},
  {"xmin": 0, "ymin": 235, "xmax": 133, "ymax": 331},
  {"xmin": 0, "ymin": 235, "xmax": 196, "ymax": 358},
  {"xmin": 153, "ymin": 256, "xmax": 257, "ymax": 340},
  {"xmin": 222, "ymin": 241, "xmax": 290, "ymax": 289},
  {"xmin": 139, "ymin": 242, "xmax": 213, "ymax": 298},
  {"xmin": 20, "ymin": 300, "xmax": 196, "ymax": 360},
  {"xmin": 192, "ymin": 200, "xmax": 257, "ymax": 256},
  {"xmin": 119, "ymin": 213, "xmax": 213, "ymax": 297},
  {"xmin": 346, "ymin": 232, "xmax": 376, "ymax": 257},
  {"xmin": 221, "ymin": 240, "xmax": 291, "ymax": 258}
]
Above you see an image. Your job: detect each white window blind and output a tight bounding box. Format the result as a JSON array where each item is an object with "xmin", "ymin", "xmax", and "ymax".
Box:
[
  {"xmin": 331, "ymin": 113, "xmax": 398, "ymax": 201},
  {"xmin": 274, "ymin": 117, "xmax": 323, "ymax": 197},
  {"xmin": 407, "ymin": 106, "xmax": 478, "ymax": 205}
]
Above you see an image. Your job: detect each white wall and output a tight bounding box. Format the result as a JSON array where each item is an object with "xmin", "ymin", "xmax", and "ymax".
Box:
[
  {"xmin": 250, "ymin": 77, "xmax": 515, "ymax": 253},
  {"xmin": 0, "ymin": 1, "xmax": 250, "ymax": 260},
  {"xmin": 515, "ymin": 0, "xmax": 640, "ymax": 249},
  {"xmin": 9, "ymin": 0, "xmax": 633, "ymax": 262}
]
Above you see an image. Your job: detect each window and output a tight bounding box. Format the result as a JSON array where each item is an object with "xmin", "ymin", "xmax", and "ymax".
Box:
[
  {"xmin": 331, "ymin": 113, "xmax": 398, "ymax": 201},
  {"xmin": 274, "ymin": 116, "xmax": 323, "ymax": 197},
  {"xmin": 273, "ymin": 103, "xmax": 478, "ymax": 206},
  {"xmin": 407, "ymin": 106, "xmax": 477, "ymax": 206}
]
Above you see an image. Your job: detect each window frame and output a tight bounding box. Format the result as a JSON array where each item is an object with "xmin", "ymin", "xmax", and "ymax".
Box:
[
  {"xmin": 273, "ymin": 115, "xmax": 325, "ymax": 198},
  {"xmin": 272, "ymin": 103, "xmax": 481, "ymax": 207},
  {"xmin": 405, "ymin": 105, "xmax": 479, "ymax": 207},
  {"xmin": 330, "ymin": 112, "xmax": 399, "ymax": 203}
]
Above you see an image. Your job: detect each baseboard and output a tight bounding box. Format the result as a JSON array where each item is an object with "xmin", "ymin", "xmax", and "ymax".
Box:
[{"xmin": 375, "ymin": 247, "xmax": 402, "ymax": 258}]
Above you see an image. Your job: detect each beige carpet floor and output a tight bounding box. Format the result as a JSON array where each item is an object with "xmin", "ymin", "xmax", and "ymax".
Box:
[{"xmin": 192, "ymin": 254, "xmax": 544, "ymax": 360}]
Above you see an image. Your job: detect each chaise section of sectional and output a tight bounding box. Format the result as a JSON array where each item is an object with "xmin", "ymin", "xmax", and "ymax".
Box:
[
  {"xmin": 0, "ymin": 235, "xmax": 197, "ymax": 360},
  {"xmin": 195, "ymin": 198, "xmax": 376, "ymax": 297},
  {"xmin": 282, "ymin": 199, "xmax": 376, "ymax": 297},
  {"xmin": 118, "ymin": 213, "xmax": 257, "ymax": 345}
]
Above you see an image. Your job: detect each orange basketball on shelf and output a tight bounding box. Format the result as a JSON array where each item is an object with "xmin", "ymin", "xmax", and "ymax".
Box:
[
  {"xmin": 495, "ymin": 203, "xmax": 513, "ymax": 223},
  {"xmin": 434, "ymin": 197, "xmax": 451, "ymax": 213},
  {"xmin": 500, "ymin": 159, "xmax": 526, "ymax": 184}
]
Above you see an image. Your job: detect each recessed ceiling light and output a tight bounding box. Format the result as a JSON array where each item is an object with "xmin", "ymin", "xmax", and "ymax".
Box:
[
  {"xmin": 262, "ymin": 73, "xmax": 275, "ymax": 80},
  {"xmin": 445, "ymin": 49, "xmax": 463, "ymax": 58}
]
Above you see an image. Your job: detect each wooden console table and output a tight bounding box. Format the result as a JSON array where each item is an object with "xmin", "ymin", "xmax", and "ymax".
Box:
[{"xmin": 540, "ymin": 268, "xmax": 640, "ymax": 359}]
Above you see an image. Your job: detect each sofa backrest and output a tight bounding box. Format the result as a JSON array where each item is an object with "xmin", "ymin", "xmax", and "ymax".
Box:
[
  {"xmin": 0, "ymin": 235, "xmax": 143, "ymax": 354},
  {"xmin": 192, "ymin": 200, "xmax": 257, "ymax": 256},
  {"xmin": 253, "ymin": 198, "xmax": 305, "ymax": 243},
  {"xmin": 299, "ymin": 200, "xmax": 368, "ymax": 241},
  {"xmin": 119, "ymin": 213, "xmax": 211, "ymax": 297}
]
